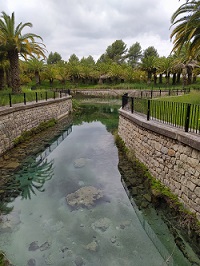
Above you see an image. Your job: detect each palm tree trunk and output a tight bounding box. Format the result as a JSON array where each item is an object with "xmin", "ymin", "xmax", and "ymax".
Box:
[
  {"xmin": 159, "ymin": 74, "xmax": 163, "ymax": 84},
  {"xmin": 172, "ymin": 73, "xmax": 176, "ymax": 85},
  {"xmin": 35, "ymin": 71, "xmax": 40, "ymax": 84},
  {"xmin": 8, "ymin": 50, "xmax": 21, "ymax": 93},
  {"xmin": 0, "ymin": 68, "xmax": 5, "ymax": 90}
]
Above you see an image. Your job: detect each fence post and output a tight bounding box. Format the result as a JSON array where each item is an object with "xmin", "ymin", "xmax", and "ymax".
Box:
[
  {"xmin": 46, "ymin": 91, "xmax": 48, "ymax": 101},
  {"xmin": 151, "ymin": 90, "xmax": 153, "ymax": 99},
  {"xmin": 168, "ymin": 89, "xmax": 171, "ymax": 96},
  {"xmin": 185, "ymin": 103, "xmax": 191, "ymax": 132},
  {"xmin": 35, "ymin": 92, "xmax": 38, "ymax": 103},
  {"xmin": 160, "ymin": 89, "xmax": 161, "ymax": 97},
  {"xmin": 23, "ymin": 93, "xmax": 26, "ymax": 105},
  {"xmin": 54, "ymin": 91, "xmax": 56, "ymax": 99},
  {"xmin": 131, "ymin": 97, "xmax": 134, "ymax": 113},
  {"xmin": 60, "ymin": 91, "xmax": 62, "ymax": 98},
  {"xmin": 122, "ymin": 93, "xmax": 128, "ymax": 108},
  {"xmin": 9, "ymin": 94, "xmax": 12, "ymax": 107},
  {"xmin": 141, "ymin": 91, "xmax": 143, "ymax": 98},
  {"xmin": 147, "ymin": 100, "xmax": 151, "ymax": 120}
]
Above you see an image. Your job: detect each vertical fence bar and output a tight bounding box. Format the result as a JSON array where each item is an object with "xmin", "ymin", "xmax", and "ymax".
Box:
[
  {"xmin": 141, "ymin": 91, "xmax": 143, "ymax": 98},
  {"xmin": 160, "ymin": 89, "xmax": 161, "ymax": 97},
  {"xmin": 35, "ymin": 92, "xmax": 38, "ymax": 103},
  {"xmin": 147, "ymin": 100, "xmax": 151, "ymax": 120},
  {"xmin": 23, "ymin": 93, "xmax": 26, "ymax": 105},
  {"xmin": 9, "ymin": 93, "xmax": 12, "ymax": 107},
  {"xmin": 185, "ymin": 104, "xmax": 191, "ymax": 132},
  {"xmin": 54, "ymin": 91, "xmax": 56, "ymax": 99},
  {"xmin": 131, "ymin": 97, "xmax": 134, "ymax": 113},
  {"xmin": 60, "ymin": 91, "xmax": 62, "ymax": 98},
  {"xmin": 46, "ymin": 91, "xmax": 48, "ymax": 101},
  {"xmin": 151, "ymin": 90, "xmax": 153, "ymax": 99}
]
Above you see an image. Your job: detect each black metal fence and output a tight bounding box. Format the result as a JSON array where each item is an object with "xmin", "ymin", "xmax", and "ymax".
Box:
[
  {"xmin": 122, "ymin": 95, "xmax": 200, "ymax": 134},
  {"xmin": 0, "ymin": 90, "xmax": 70, "ymax": 108}
]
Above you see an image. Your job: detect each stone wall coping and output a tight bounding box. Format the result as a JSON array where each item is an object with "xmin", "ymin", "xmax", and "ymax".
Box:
[
  {"xmin": 119, "ymin": 108, "xmax": 200, "ymax": 151},
  {"xmin": 0, "ymin": 96, "xmax": 72, "ymax": 117}
]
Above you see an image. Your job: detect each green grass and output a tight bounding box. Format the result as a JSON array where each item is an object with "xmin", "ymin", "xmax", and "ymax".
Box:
[
  {"xmin": 155, "ymin": 90, "xmax": 200, "ymax": 104},
  {"xmin": 150, "ymin": 91, "xmax": 200, "ymax": 131}
]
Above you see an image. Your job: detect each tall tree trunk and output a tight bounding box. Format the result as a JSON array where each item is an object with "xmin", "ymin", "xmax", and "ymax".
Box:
[
  {"xmin": 187, "ymin": 65, "xmax": 193, "ymax": 85},
  {"xmin": 172, "ymin": 73, "xmax": 176, "ymax": 85},
  {"xmin": 35, "ymin": 70, "xmax": 40, "ymax": 84},
  {"xmin": 147, "ymin": 71, "xmax": 152, "ymax": 84},
  {"xmin": 0, "ymin": 68, "xmax": 5, "ymax": 90},
  {"xmin": 165, "ymin": 73, "xmax": 170, "ymax": 85},
  {"xmin": 8, "ymin": 50, "xmax": 21, "ymax": 93},
  {"xmin": 177, "ymin": 72, "xmax": 181, "ymax": 84},
  {"xmin": 6, "ymin": 69, "xmax": 12, "ymax": 87},
  {"xmin": 182, "ymin": 66, "xmax": 187, "ymax": 87},
  {"xmin": 159, "ymin": 74, "xmax": 162, "ymax": 84}
]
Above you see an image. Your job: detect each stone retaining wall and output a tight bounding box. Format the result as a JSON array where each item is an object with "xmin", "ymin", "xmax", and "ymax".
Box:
[
  {"xmin": 0, "ymin": 97, "xmax": 72, "ymax": 155},
  {"xmin": 118, "ymin": 109, "xmax": 200, "ymax": 220}
]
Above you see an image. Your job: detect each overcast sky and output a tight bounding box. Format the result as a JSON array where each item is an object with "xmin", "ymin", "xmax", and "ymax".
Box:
[{"xmin": 1, "ymin": 0, "xmax": 182, "ymax": 61}]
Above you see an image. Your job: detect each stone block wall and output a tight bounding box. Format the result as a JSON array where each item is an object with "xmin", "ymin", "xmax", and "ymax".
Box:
[
  {"xmin": 0, "ymin": 97, "xmax": 72, "ymax": 155},
  {"xmin": 118, "ymin": 109, "xmax": 200, "ymax": 220}
]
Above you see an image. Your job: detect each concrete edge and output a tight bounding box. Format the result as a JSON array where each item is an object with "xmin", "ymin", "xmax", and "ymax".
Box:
[{"xmin": 119, "ymin": 108, "xmax": 200, "ymax": 151}]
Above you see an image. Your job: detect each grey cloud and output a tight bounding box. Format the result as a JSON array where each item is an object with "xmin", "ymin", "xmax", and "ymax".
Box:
[{"xmin": 0, "ymin": 0, "xmax": 181, "ymax": 60}]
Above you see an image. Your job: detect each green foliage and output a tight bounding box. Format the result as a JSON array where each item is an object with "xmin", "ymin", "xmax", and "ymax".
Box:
[
  {"xmin": 105, "ymin": 40, "xmax": 128, "ymax": 64},
  {"xmin": 126, "ymin": 42, "xmax": 142, "ymax": 67},
  {"xmin": 13, "ymin": 118, "xmax": 57, "ymax": 146},
  {"xmin": 0, "ymin": 252, "xmax": 10, "ymax": 266},
  {"xmin": 47, "ymin": 51, "xmax": 62, "ymax": 64},
  {"xmin": 143, "ymin": 46, "xmax": 159, "ymax": 58}
]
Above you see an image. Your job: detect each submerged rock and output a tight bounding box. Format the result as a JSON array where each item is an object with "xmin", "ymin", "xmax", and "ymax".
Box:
[
  {"xmin": 74, "ymin": 256, "xmax": 84, "ymax": 266},
  {"xmin": 84, "ymin": 240, "xmax": 98, "ymax": 252},
  {"xmin": 73, "ymin": 158, "xmax": 87, "ymax": 168},
  {"xmin": 40, "ymin": 241, "xmax": 51, "ymax": 251},
  {"xmin": 28, "ymin": 241, "xmax": 40, "ymax": 251},
  {"xmin": 66, "ymin": 186, "xmax": 104, "ymax": 208},
  {"xmin": 27, "ymin": 258, "xmax": 36, "ymax": 266},
  {"xmin": 92, "ymin": 217, "xmax": 111, "ymax": 232}
]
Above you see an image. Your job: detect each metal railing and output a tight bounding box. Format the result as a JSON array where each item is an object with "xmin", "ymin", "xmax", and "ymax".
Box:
[
  {"xmin": 122, "ymin": 95, "xmax": 200, "ymax": 134},
  {"xmin": 0, "ymin": 90, "xmax": 71, "ymax": 108}
]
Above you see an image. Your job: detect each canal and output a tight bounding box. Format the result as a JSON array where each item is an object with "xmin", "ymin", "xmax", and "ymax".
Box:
[{"xmin": 0, "ymin": 98, "xmax": 199, "ymax": 266}]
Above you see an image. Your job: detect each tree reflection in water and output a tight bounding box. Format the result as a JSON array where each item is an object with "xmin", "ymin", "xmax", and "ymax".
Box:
[{"xmin": 15, "ymin": 158, "xmax": 54, "ymax": 200}]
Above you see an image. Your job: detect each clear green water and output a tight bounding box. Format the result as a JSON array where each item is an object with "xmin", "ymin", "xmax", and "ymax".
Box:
[{"xmin": 0, "ymin": 99, "xmax": 198, "ymax": 266}]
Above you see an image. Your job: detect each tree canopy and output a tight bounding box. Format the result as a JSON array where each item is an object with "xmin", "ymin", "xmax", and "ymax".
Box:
[{"xmin": 0, "ymin": 11, "xmax": 46, "ymax": 93}]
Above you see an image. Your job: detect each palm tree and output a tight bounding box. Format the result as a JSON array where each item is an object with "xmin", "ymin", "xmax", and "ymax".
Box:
[
  {"xmin": 140, "ymin": 56, "xmax": 157, "ymax": 84},
  {"xmin": 170, "ymin": 1, "xmax": 200, "ymax": 56},
  {"xmin": 0, "ymin": 51, "xmax": 8, "ymax": 90},
  {"xmin": 0, "ymin": 12, "xmax": 46, "ymax": 93},
  {"xmin": 26, "ymin": 57, "xmax": 45, "ymax": 85}
]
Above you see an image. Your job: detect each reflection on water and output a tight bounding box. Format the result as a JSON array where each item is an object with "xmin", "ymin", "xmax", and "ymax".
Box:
[
  {"xmin": 0, "ymin": 100, "xmax": 197, "ymax": 266},
  {"xmin": 15, "ymin": 159, "xmax": 54, "ymax": 200}
]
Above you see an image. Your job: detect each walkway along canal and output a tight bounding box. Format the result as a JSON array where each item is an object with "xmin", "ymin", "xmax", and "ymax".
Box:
[{"xmin": 0, "ymin": 98, "xmax": 199, "ymax": 265}]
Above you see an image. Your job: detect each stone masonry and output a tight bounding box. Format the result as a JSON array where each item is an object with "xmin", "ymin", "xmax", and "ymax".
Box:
[
  {"xmin": 118, "ymin": 109, "xmax": 200, "ymax": 220},
  {"xmin": 0, "ymin": 97, "xmax": 72, "ymax": 155}
]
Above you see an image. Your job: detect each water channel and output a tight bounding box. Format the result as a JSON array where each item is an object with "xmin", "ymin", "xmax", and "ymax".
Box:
[{"xmin": 0, "ymin": 98, "xmax": 199, "ymax": 266}]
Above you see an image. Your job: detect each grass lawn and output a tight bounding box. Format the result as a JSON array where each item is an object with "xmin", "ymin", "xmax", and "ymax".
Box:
[{"xmin": 154, "ymin": 90, "xmax": 200, "ymax": 105}]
